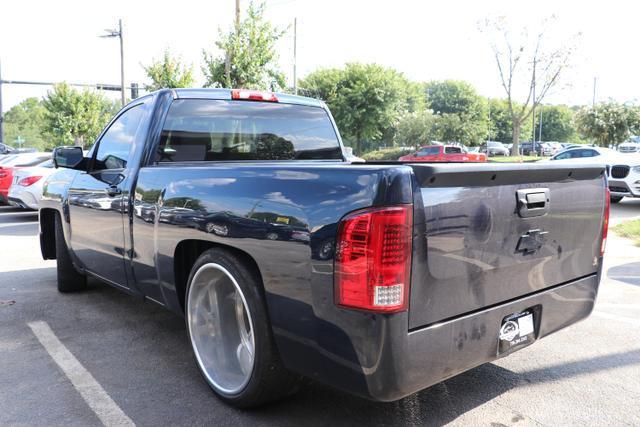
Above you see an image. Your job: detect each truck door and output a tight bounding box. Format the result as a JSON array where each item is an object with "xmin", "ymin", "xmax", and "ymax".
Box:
[{"xmin": 67, "ymin": 102, "xmax": 149, "ymax": 289}]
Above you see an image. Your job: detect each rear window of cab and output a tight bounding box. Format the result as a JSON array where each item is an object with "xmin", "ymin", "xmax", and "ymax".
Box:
[{"xmin": 156, "ymin": 99, "xmax": 343, "ymax": 162}]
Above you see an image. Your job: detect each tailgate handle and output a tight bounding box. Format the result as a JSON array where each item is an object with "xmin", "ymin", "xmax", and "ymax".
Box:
[{"xmin": 517, "ymin": 189, "xmax": 550, "ymax": 218}]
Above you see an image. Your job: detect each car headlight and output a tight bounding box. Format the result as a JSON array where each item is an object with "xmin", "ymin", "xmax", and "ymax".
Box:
[{"xmin": 633, "ymin": 166, "xmax": 640, "ymax": 173}]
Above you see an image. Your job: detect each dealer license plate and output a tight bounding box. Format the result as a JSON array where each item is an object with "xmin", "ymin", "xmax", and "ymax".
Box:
[{"xmin": 498, "ymin": 310, "xmax": 536, "ymax": 355}]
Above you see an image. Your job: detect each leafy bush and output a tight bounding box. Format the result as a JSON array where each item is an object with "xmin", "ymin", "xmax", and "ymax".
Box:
[{"xmin": 361, "ymin": 147, "xmax": 414, "ymax": 161}]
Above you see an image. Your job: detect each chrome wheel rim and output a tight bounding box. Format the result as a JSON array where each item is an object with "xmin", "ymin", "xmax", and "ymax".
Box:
[{"xmin": 187, "ymin": 263, "xmax": 255, "ymax": 395}]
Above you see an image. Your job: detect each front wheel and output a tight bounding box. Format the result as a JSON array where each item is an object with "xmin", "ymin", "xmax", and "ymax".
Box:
[
  {"xmin": 185, "ymin": 248, "xmax": 300, "ymax": 407},
  {"xmin": 610, "ymin": 196, "xmax": 624, "ymax": 204}
]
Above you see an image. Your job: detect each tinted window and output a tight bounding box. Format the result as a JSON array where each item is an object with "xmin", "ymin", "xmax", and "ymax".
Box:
[
  {"xmin": 417, "ymin": 147, "xmax": 440, "ymax": 156},
  {"xmin": 157, "ymin": 100, "xmax": 342, "ymax": 162},
  {"xmin": 94, "ymin": 104, "xmax": 146, "ymax": 170},
  {"xmin": 553, "ymin": 152, "xmax": 571, "ymax": 160},
  {"xmin": 444, "ymin": 146, "xmax": 462, "ymax": 154},
  {"xmin": 582, "ymin": 149, "xmax": 599, "ymax": 157}
]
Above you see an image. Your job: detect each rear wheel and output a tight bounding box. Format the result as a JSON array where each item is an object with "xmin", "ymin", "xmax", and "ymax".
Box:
[
  {"xmin": 54, "ymin": 214, "xmax": 87, "ymax": 293},
  {"xmin": 185, "ymin": 248, "xmax": 300, "ymax": 407},
  {"xmin": 610, "ymin": 196, "xmax": 624, "ymax": 204}
]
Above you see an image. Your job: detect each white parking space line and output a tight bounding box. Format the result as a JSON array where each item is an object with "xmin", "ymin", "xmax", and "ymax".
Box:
[
  {"xmin": 593, "ymin": 311, "xmax": 640, "ymax": 327},
  {"xmin": 0, "ymin": 221, "xmax": 38, "ymax": 228},
  {"xmin": 27, "ymin": 321, "xmax": 135, "ymax": 427}
]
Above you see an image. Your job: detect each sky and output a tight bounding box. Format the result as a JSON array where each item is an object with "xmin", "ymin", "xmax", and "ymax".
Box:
[{"xmin": 1, "ymin": 0, "xmax": 639, "ymax": 113}]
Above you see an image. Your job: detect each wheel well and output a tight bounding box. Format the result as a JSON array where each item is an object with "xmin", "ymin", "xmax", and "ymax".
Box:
[
  {"xmin": 173, "ymin": 240, "xmax": 263, "ymax": 313},
  {"xmin": 40, "ymin": 209, "xmax": 57, "ymax": 259}
]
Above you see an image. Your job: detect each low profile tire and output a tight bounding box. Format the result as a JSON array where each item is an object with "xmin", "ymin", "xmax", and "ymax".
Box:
[
  {"xmin": 54, "ymin": 213, "xmax": 87, "ymax": 293},
  {"xmin": 610, "ymin": 196, "xmax": 624, "ymax": 204},
  {"xmin": 185, "ymin": 248, "xmax": 300, "ymax": 408}
]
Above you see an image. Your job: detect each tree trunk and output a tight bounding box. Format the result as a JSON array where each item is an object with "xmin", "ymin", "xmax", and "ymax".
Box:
[
  {"xmin": 74, "ymin": 135, "xmax": 84, "ymax": 148},
  {"xmin": 511, "ymin": 121, "xmax": 521, "ymax": 156}
]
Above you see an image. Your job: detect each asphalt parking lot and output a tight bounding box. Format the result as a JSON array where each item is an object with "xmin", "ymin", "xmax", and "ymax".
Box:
[{"xmin": 0, "ymin": 201, "xmax": 639, "ymax": 426}]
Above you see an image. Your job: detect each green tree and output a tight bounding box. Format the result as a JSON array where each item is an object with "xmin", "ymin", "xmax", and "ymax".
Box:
[
  {"xmin": 575, "ymin": 102, "xmax": 640, "ymax": 147},
  {"xmin": 535, "ymin": 104, "xmax": 575, "ymax": 142},
  {"xmin": 424, "ymin": 80, "xmax": 488, "ymax": 145},
  {"xmin": 300, "ymin": 63, "xmax": 413, "ymax": 154},
  {"xmin": 202, "ymin": 1, "xmax": 285, "ymax": 90},
  {"xmin": 488, "ymin": 98, "xmax": 532, "ymax": 144},
  {"xmin": 42, "ymin": 83, "xmax": 117, "ymax": 148},
  {"xmin": 143, "ymin": 50, "xmax": 195, "ymax": 91},
  {"xmin": 395, "ymin": 110, "xmax": 439, "ymax": 149},
  {"xmin": 3, "ymin": 98, "xmax": 48, "ymax": 150}
]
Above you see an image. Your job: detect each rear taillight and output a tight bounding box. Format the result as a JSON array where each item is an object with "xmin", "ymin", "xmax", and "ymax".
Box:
[
  {"xmin": 334, "ymin": 205, "xmax": 413, "ymax": 313},
  {"xmin": 231, "ymin": 89, "xmax": 278, "ymax": 102},
  {"xmin": 18, "ymin": 176, "xmax": 42, "ymax": 186},
  {"xmin": 601, "ymin": 187, "xmax": 610, "ymax": 256}
]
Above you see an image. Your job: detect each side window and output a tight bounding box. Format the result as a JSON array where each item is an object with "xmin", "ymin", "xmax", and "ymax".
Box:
[
  {"xmin": 444, "ymin": 146, "xmax": 462, "ymax": 154},
  {"xmin": 94, "ymin": 104, "xmax": 146, "ymax": 170},
  {"xmin": 583, "ymin": 149, "xmax": 598, "ymax": 157},
  {"xmin": 417, "ymin": 147, "xmax": 440, "ymax": 156},
  {"xmin": 554, "ymin": 152, "xmax": 570, "ymax": 160}
]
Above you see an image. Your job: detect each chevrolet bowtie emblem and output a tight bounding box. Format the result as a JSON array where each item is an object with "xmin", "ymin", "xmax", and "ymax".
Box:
[{"xmin": 516, "ymin": 229, "xmax": 548, "ymax": 254}]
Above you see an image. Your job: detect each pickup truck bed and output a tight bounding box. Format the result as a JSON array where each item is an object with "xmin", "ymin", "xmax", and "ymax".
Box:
[{"xmin": 39, "ymin": 88, "xmax": 608, "ymax": 407}]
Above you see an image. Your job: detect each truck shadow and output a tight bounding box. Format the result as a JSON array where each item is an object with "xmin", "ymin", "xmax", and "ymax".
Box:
[
  {"xmin": 607, "ymin": 262, "xmax": 640, "ymax": 287},
  {"xmin": 252, "ymin": 348, "xmax": 640, "ymax": 425},
  {"xmin": 3, "ymin": 268, "xmax": 639, "ymax": 426}
]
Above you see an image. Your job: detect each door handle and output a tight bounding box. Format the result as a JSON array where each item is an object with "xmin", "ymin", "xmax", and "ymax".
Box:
[
  {"xmin": 516, "ymin": 188, "xmax": 550, "ymax": 218},
  {"xmin": 106, "ymin": 185, "xmax": 122, "ymax": 197}
]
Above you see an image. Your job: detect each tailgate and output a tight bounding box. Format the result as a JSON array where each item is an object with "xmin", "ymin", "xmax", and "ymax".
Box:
[{"xmin": 408, "ymin": 163, "xmax": 606, "ymax": 329}]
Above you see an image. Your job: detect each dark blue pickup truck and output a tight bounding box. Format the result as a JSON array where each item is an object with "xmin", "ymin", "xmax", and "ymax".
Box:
[{"xmin": 39, "ymin": 88, "xmax": 609, "ymax": 408}]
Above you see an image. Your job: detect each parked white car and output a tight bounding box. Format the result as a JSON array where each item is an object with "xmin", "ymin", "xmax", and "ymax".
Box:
[
  {"xmin": 7, "ymin": 159, "xmax": 57, "ymax": 210},
  {"xmin": 548, "ymin": 146, "xmax": 616, "ymax": 162},
  {"xmin": 617, "ymin": 141, "xmax": 640, "ymax": 154},
  {"xmin": 607, "ymin": 156, "xmax": 640, "ymax": 203},
  {"xmin": 548, "ymin": 146, "xmax": 640, "ymax": 203}
]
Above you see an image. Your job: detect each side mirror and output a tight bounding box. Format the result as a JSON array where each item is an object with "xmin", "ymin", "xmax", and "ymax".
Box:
[{"xmin": 53, "ymin": 146, "xmax": 84, "ymax": 169}]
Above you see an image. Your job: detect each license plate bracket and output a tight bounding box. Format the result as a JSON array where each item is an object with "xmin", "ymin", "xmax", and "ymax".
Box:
[{"xmin": 497, "ymin": 306, "xmax": 540, "ymax": 355}]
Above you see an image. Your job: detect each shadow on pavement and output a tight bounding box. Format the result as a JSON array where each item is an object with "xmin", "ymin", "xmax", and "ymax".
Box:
[
  {"xmin": 3, "ymin": 265, "xmax": 639, "ymax": 426},
  {"xmin": 0, "ymin": 207, "xmax": 38, "ymax": 237},
  {"xmin": 608, "ymin": 262, "xmax": 640, "ymax": 287}
]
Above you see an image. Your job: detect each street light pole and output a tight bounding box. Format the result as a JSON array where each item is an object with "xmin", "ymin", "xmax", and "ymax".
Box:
[
  {"xmin": 118, "ymin": 19, "xmax": 125, "ymax": 107},
  {"xmin": 293, "ymin": 17, "xmax": 297, "ymax": 95},
  {"xmin": 101, "ymin": 20, "xmax": 125, "ymax": 107}
]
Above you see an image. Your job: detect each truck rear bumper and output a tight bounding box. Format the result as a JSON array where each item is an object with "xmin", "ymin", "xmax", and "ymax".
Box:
[
  {"xmin": 373, "ymin": 273, "xmax": 600, "ymax": 401},
  {"xmin": 278, "ymin": 272, "xmax": 600, "ymax": 402}
]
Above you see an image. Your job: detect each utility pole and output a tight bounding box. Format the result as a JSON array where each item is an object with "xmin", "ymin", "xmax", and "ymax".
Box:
[
  {"xmin": 226, "ymin": 0, "xmax": 241, "ymax": 88},
  {"xmin": 538, "ymin": 107, "xmax": 543, "ymax": 144},
  {"xmin": 119, "ymin": 19, "xmax": 125, "ymax": 107},
  {"xmin": 293, "ymin": 17, "xmax": 298, "ymax": 95},
  {"xmin": 592, "ymin": 77, "xmax": 597, "ymax": 107},
  {"xmin": 0, "ymin": 59, "xmax": 4, "ymax": 146},
  {"xmin": 100, "ymin": 19, "xmax": 125, "ymax": 107},
  {"xmin": 235, "ymin": 0, "xmax": 241, "ymax": 30},
  {"xmin": 532, "ymin": 69, "xmax": 536, "ymax": 154}
]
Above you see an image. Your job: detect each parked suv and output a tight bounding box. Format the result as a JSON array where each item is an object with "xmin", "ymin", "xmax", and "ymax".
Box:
[
  {"xmin": 520, "ymin": 141, "xmax": 552, "ymax": 156},
  {"xmin": 0, "ymin": 143, "xmax": 14, "ymax": 155},
  {"xmin": 480, "ymin": 141, "xmax": 510, "ymax": 156}
]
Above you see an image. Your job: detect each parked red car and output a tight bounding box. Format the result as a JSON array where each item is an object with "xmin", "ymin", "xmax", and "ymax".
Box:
[
  {"xmin": 398, "ymin": 145, "xmax": 487, "ymax": 162},
  {"xmin": 0, "ymin": 153, "xmax": 51, "ymax": 204}
]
